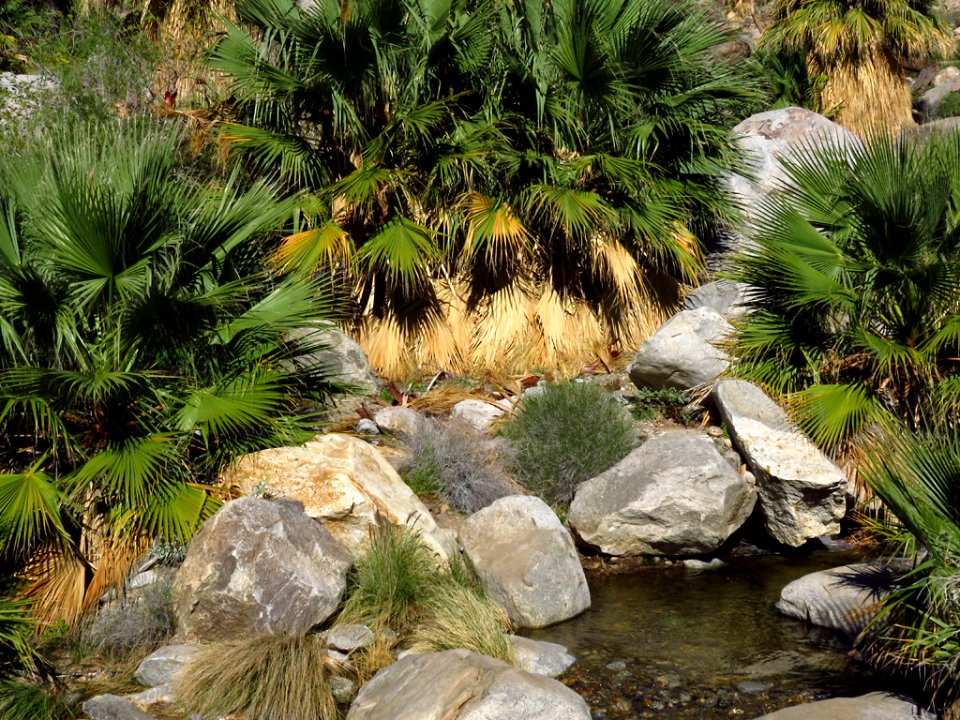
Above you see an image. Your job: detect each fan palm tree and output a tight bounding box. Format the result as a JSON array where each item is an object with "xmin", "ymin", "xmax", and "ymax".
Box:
[
  {"xmin": 209, "ymin": 0, "xmax": 758, "ymax": 377},
  {"xmin": 762, "ymin": 0, "xmax": 952, "ymax": 135},
  {"xmin": 0, "ymin": 120, "xmax": 345, "ymax": 625},
  {"xmin": 728, "ymin": 132, "xmax": 960, "ymax": 462},
  {"xmin": 860, "ymin": 430, "xmax": 960, "ymax": 705}
]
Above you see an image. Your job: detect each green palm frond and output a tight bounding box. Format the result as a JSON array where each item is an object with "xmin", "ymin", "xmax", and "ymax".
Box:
[
  {"xmin": 356, "ymin": 217, "xmax": 441, "ymax": 291},
  {"xmin": 0, "ymin": 463, "xmax": 68, "ymax": 557}
]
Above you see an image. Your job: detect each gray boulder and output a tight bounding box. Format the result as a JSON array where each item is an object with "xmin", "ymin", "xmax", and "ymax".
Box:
[
  {"xmin": 713, "ymin": 380, "xmax": 847, "ymax": 547},
  {"xmin": 82, "ymin": 695, "xmax": 156, "ymax": 720},
  {"xmin": 776, "ymin": 562, "xmax": 902, "ymax": 638},
  {"xmin": 917, "ymin": 67, "xmax": 960, "ymax": 117},
  {"xmin": 450, "ymin": 398, "xmax": 511, "ymax": 433},
  {"xmin": 459, "ymin": 496, "xmax": 590, "ymax": 629},
  {"xmin": 173, "ymin": 497, "xmax": 350, "ymax": 642},
  {"xmin": 726, "ymin": 108, "xmax": 860, "ymax": 251},
  {"xmin": 628, "ymin": 307, "xmax": 733, "ymax": 390},
  {"xmin": 373, "ymin": 406, "xmax": 424, "ymax": 436},
  {"xmin": 134, "ymin": 644, "xmax": 198, "ymax": 687},
  {"xmin": 752, "ymin": 692, "xmax": 934, "ymax": 720},
  {"xmin": 508, "ymin": 635, "xmax": 576, "ymax": 678},
  {"xmin": 568, "ymin": 430, "xmax": 756, "ymax": 556},
  {"xmin": 346, "ymin": 649, "xmax": 591, "ymax": 720},
  {"xmin": 326, "ymin": 623, "xmax": 376, "ymax": 652},
  {"xmin": 289, "ymin": 324, "xmax": 381, "ymax": 395},
  {"xmin": 684, "ymin": 281, "xmax": 752, "ymax": 320}
]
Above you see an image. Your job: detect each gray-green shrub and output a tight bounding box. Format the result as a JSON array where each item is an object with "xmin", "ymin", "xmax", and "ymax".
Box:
[
  {"xmin": 80, "ymin": 571, "xmax": 175, "ymax": 658},
  {"xmin": 404, "ymin": 419, "xmax": 520, "ymax": 513},
  {"xmin": 501, "ymin": 381, "xmax": 638, "ymax": 506}
]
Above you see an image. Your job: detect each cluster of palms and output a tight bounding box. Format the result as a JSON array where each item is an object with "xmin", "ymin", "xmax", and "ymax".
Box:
[
  {"xmin": 210, "ymin": 0, "xmax": 757, "ymax": 375},
  {"xmin": 0, "ymin": 122, "xmax": 344, "ymax": 627},
  {"xmin": 727, "ymin": 131, "xmax": 960, "ymax": 702}
]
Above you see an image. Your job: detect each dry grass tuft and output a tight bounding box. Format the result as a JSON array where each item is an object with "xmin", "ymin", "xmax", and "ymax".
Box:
[
  {"xmin": 177, "ymin": 633, "xmax": 340, "ymax": 720},
  {"xmin": 407, "ymin": 582, "xmax": 514, "ymax": 664}
]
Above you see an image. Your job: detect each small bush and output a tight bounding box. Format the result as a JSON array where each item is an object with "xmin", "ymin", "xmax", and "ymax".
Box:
[
  {"xmin": 177, "ymin": 633, "xmax": 338, "ymax": 720},
  {"xmin": 404, "ymin": 419, "xmax": 520, "ymax": 512},
  {"xmin": 80, "ymin": 572, "xmax": 175, "ymax": 658},
  {"xmin": 630, "ymin": 387, "xmax": 690, "ymax": 422},
  {"xmin": 501, "ymin": 382, "xmax": 639, "ymax": 506},
  {"xmin": 939, "ymin": 90, "xmax": 960, "ymax": 119}
]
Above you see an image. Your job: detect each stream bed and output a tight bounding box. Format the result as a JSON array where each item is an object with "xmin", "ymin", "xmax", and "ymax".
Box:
[{"xmin": 528, "ymin": 549, "xmax": 887, "ymax": 719}]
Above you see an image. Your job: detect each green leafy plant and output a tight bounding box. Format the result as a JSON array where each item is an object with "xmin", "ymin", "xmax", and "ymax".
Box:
[
  {"xmin": 0, "ymin": 119, "xmax": 346, "ymax": 625},
  {"xmin": 404, "ymin": 418, "xmax": 519, "ymax": 512},
  {"xmin": 938, "ymin": 91, "xmax": 960, "ymax": 119},
  {"xmin": 630, "ymin": 387, "xmax": 691, "ymax": 423},
  {"xmin": 859, "ymin": 430, "xmax": 960, "ymax": 704},
  {"xmin": 728, "ymin": 132, "xmax": 960, "ymax": 461},
  {"xmin": 208, "ymin": 0, "xmax": 760, "ymax": 376},
  {"xmin": 501, "ymin": 382, "xmax": 638, "ymax": 506},
  {"xmin": 177, "ymin": 633, "xmax": 340, "ymax": 720}
]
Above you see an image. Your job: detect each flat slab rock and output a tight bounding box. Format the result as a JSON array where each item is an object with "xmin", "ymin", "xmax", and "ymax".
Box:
[
  {"xmin": 346, "ymin": 649, "xmax": 590, "ymax": 720},
  {"xmin": 568, "ymin": 430, "xmax": 756, "ymax": 556},
  {"xmin": 752, "ymin": 692, "xmax": 935, "ymax": 720},
  {"xmin": 459, "ymin": 496, "xmax": 590, "ymax": 629},
  {"xmin": 713, "ymin": 379, "xmax": 847, "ymax": 547},
  {"xmin": 777, "ymin": 562, "xmax": 902, "ymax": 638}
]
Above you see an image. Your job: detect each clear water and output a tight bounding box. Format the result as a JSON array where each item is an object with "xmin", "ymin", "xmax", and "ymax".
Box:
[{"xmin": 528, "ymin": 550, "xmax": 891, "ymax": 719}]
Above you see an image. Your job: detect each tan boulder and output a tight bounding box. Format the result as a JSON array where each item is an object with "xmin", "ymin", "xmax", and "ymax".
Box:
[{"xmin": 221, "ymin": 433, "xmax": 450, "ymax": 559}]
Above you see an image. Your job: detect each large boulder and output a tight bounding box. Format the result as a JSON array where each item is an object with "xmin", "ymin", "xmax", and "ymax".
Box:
[
  {"xmin": 346, "ymin": 649, "xmax": 591, "ymax": 720},
  {"xmin": 684, "ymin": 280, "xmax": 752, "ymax": 320},
  {"xmin": 628, "ymin": 307, "xmax": 733, "ymax": 391},
  {"xmin": 568, "ymin": 430, "xmax": 756, "ymax": 556},
  {"xmin": 713, "ymin": 380, "xmax": 847, "ymax": 547},
  {"xmin": 752, "ymin": 692, "xmax": 935, "ymax": 720},
  {"xmin": 173, "ymin": 497, "xmax": 350, "ymax": 642},
  {"xmin": 726, "ymin": 108, "xmax": 860, "ymax": 249},
  {"xmin": 221, "ymin": 433, "xmax": 450, "ymax": 559},
  {"xmin": 288, "ymin": 324, "xmax": 381, "ymax": 395},
  {"xmin": 776, "ymin": 562, "xmax": 902, "ymax": 638},
  {"xmin": 917, "ymin": 67, "xmax": 960, "ymax": 117},
  {"xmin": 459, "ymin": 496, "xmax": 590, "ymax": 629}
]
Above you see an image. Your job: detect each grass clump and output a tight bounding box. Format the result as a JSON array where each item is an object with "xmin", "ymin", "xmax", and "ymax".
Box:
[
  {"xmin": 407, "ymin": 582, "xmax": 514, "ymax": 663},
  {"xmin": 338, "ymin": 524, "xmax": 438, "ymax": 635},
  {"xmin": 501, "ymin": 381, "xmax": 639, "ymax": 506},
  {"xmin": 404, "ymin": 419, "xmax": 520, "ymax": 512},
  {"xmin": 338, "ymin": 525, "xmax": 515, "ymax": 669},
  {"xmin": 178, "ymin": 633, "xmax": 339, "ymax": 720}
]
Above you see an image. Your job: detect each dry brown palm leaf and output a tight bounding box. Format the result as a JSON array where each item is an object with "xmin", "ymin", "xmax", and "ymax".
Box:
[{"xmin": 19, "ymin": 542, "xmax": 89, "ymax": 627}]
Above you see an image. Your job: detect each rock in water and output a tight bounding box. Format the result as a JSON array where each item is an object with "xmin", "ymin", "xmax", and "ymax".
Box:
[
  {"xmin": 776, "ymin": 562, "xmax": 903, "ymax": 638},
  {"xmin": 173, "ymin": 497, "xmax": 350, "ymax": 642},
  {"xmin": 346, "ymin": 649, "xmax": 591, "ymax": 720},
  {"xmin": 751, "ymin": 692, "xmax": 935, "ymax": 719},
  {"xmin": 713, "ymin": 379, "xmax": 847, "ymax": 547},
  {"xmin": 459, "ymin": 496, "xmax": 590, "ymax": 629},
  {"xmin": 568, "ymin": 430, "xmax": 756, "ymax": 556}
]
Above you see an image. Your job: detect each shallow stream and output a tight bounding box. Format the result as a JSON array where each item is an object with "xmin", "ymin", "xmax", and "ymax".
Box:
[{"xmin": 529, "ymin": 549, "xmax": 888, "ymax": 719}]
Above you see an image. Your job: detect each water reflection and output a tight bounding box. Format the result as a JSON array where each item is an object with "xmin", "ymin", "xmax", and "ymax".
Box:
[{"xmin": 528, "ymin": 550, "xmax": 885, "ymax": 718}]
